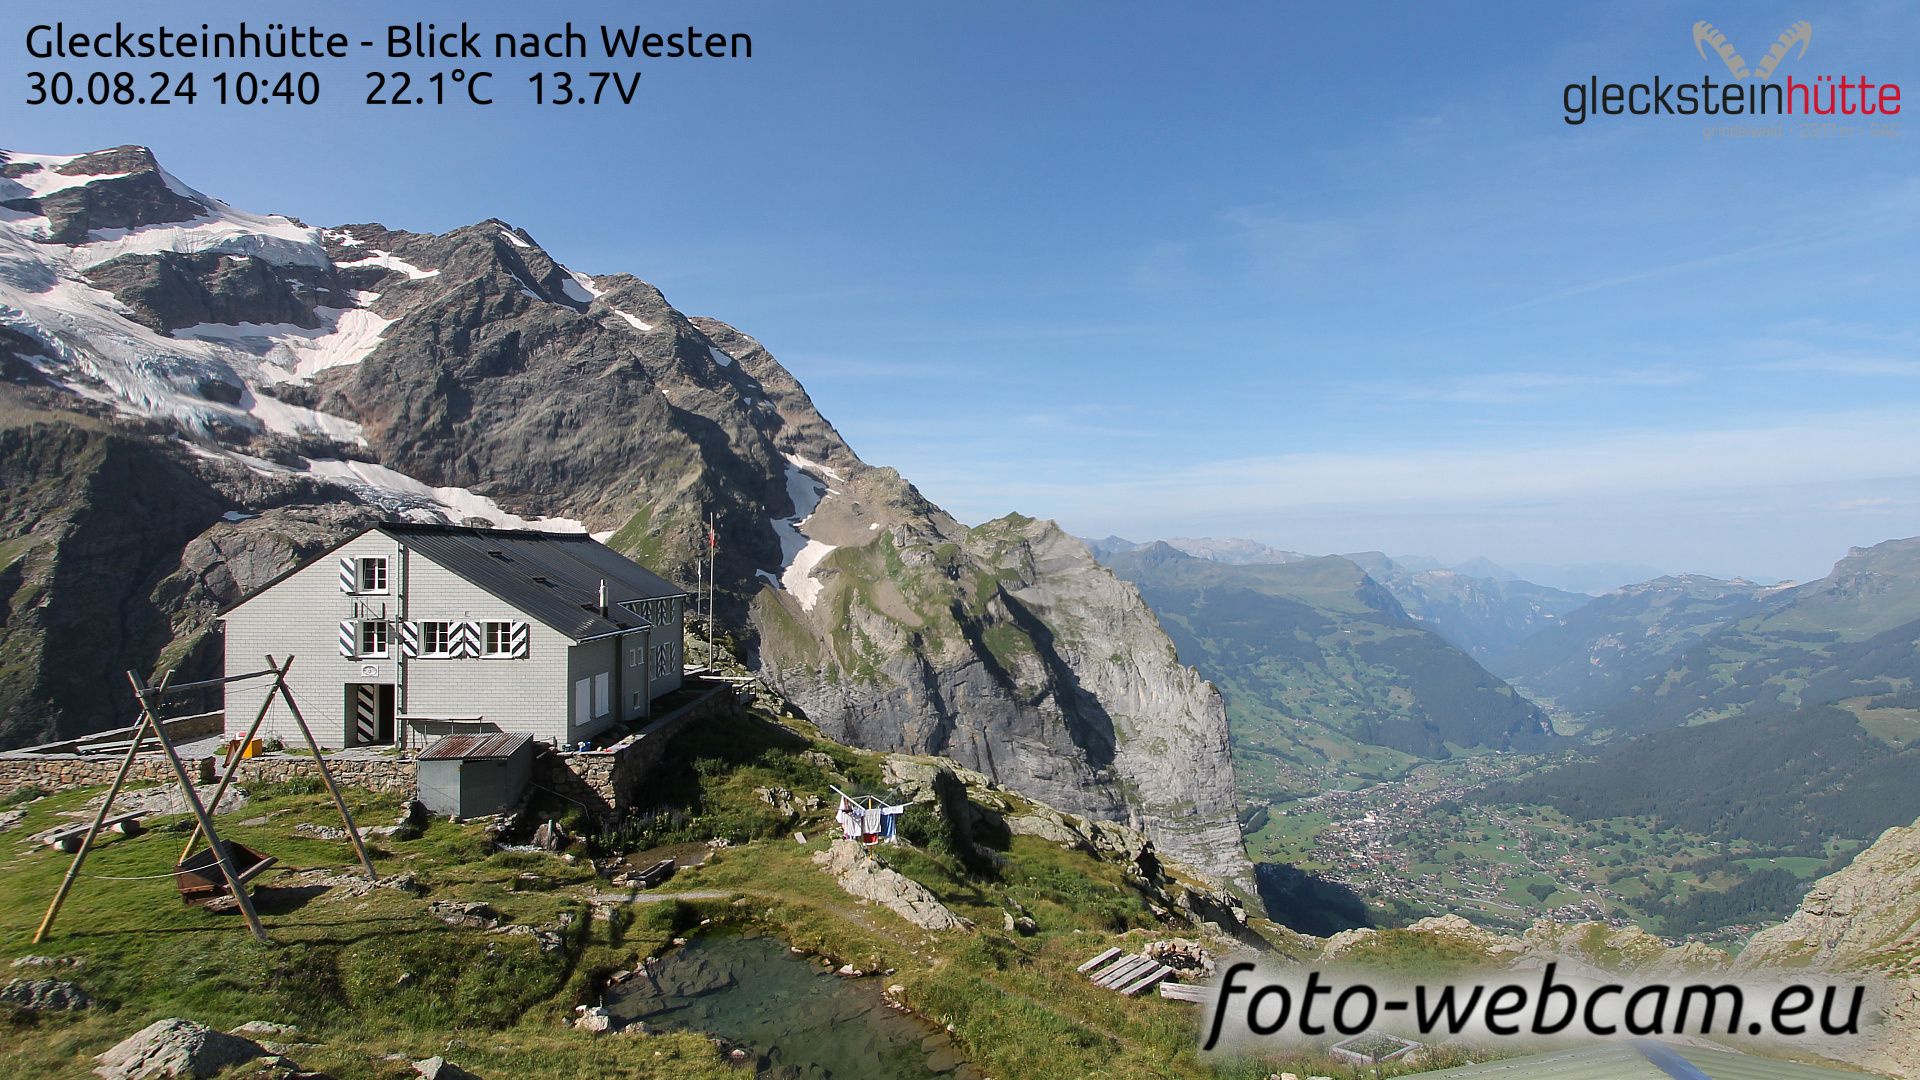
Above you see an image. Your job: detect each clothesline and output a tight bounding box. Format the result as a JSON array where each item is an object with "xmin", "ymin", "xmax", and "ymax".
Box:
[{"xmin": 830, "ymin": 784, "xmax": 908, "ymax": 846}]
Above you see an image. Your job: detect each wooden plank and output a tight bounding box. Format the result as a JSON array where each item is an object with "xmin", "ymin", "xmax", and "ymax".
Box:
[
  {"xmin": 1120, "ymin": 964, "xmax": 1172, "ymax": 997},
  {"xmin": 1094, "ymin": 955, "xmax": 1153, "ymax": 988},
  {"xmin": 1076, "ymin": 947, "xmax": 1122, "ymax": 974},
  {"xmin": 1091, "ymin": 955, "xmax": 1147, "ymax": 987},
  {"xmin": 45, "ymin": 812, "xmax": 146, "ymax": 847},
  {"xmin": 1158, "ymin": 982, "xmax": 1211, "ymax": 1003}
]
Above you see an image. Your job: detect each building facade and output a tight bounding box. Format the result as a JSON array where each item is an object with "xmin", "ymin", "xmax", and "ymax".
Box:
[{"xmin": 222, "ymin": 523, "xmax": 687, "ymax": 749}]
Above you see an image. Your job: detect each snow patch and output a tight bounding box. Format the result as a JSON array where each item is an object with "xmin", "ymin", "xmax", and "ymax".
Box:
[
  {"xmin": 1, "ymin": 153, "xmax": 134, "ymax": 198},
  {"xmin": 303, "ymin": 458, "xmax": 589, "ymax": 532},
  {"xmin": 708, "ymin": 345, "xmax": 734, "ymax": 368},
  {"xmin": 65, "ymin": 166, "xmax": 330, "ymax": 270},
  {"xmin": 175, "ymin": 302, "xmax": 395, "ymax": 382},
  {"xmin": 784, "ymin": 453, "xmax": 845, "ymax": 484},
  {"xmin": 243, "ymin": 389, "xmax": 366, "ymax": 444},
  {"xmin": 498, "ymin": 227, "xmax": 530, "ymax": 248},
  {"xmin": 561, "ymin": 269, "xmax": 602, "ymax": 304},
  {"xmin": 338, "ymin": 250, "xmax": 439, "ymax": 280},
  {"xmin": 616, "ymin": 310, "xmax": 654, "ymax": 332},
  {"xmin": 764, "ymin": 455, "xmax": 838, "ymax": 611}
]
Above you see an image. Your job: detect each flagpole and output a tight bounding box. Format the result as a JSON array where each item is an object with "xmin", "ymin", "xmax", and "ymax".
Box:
[{"xmin": 707, "ymin": 511, "xmax": 717, "ymax": 669}]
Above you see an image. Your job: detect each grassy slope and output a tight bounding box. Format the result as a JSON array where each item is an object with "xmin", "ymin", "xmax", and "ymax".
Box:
[{"xmin": 0, "ymin": 708, "xmax": 1483, "ymax": 1080}]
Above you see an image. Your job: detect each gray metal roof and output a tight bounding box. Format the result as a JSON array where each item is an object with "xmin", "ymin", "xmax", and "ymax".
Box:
[
  {"xmin": 380, "ymin": 522, "xmax": 686, "ymax": 642},
  {"xmin": 417, "ymin": 732, "xmax": 534, "ymax": 761},
  {"xmin": 1413, "ymin": 1044, "xmax": 1873, "ymax": 1080}
]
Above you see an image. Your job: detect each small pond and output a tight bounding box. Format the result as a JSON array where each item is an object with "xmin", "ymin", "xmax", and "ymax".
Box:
[{"xmin": 606, "ymin": 930, "xmax": 977, "ymax": 1079}]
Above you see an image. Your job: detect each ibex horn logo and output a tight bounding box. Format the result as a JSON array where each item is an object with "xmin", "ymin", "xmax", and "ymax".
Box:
[{"xmin": 1692, "ymin": 20, "xmax": 1812, "ymax": 80}]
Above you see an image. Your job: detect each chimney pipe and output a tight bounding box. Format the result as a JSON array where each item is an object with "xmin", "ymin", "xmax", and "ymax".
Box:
[{"xmin": 598, "ymin": 578, "xmax": 608, "ymax": 617}]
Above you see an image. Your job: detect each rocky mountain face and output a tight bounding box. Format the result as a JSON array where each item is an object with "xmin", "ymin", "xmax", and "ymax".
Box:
[
  {"xmin": 1737, "ymin": 813, "xmax": 1920, "ymax": 1078},
  {"xmin": 1101, "ymin": 543, "xmax": 1552, "ymax": 804},
  {"xmin": 0, "ymin": 146, "xmax": 1250, "ymax": 890}
]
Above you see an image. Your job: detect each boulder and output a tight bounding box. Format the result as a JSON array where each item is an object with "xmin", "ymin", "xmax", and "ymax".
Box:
[
  {"xmin": 428, "ymin": 901, "xmax": 501, "ymax": 930},
  {"xmin": 93, "ymin": 1018, "xmax": 265, "ymax": 1079},
  {"xmin": 0, "ymin": 977, "xmax": 91, "ymax": 1011},
  {"xmin": 412, "ymin": 1057, "xmax": 481, "ymax": 1080},
  {"xmin": 812, "ymin": 840, "xmax": 970, "ymax": 931}
]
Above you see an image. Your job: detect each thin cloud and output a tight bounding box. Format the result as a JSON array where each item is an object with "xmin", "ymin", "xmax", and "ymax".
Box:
[
  {"xmin": 1357, "ymin": 367, "xmax": 1699, "ymax": 405},
  {"xmin": 1758, "ymin": 355, "xmax": 1920, "ymax": 378}
]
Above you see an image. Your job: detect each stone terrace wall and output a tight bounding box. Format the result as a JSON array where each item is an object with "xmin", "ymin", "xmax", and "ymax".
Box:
[
  {"xmin": 226, "ymin": 755, "xmax": 415, "ymax": 796},
  {"xmin": 533, "ymin": 684, "xmax": 735, "ymax": 816},
  {"xmin": 0, "ymin": 684, "xmax": 739, "ymax": 814}
]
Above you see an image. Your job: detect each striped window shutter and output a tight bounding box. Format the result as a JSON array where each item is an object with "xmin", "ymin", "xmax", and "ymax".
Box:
[
  {"xmin": 339, "ymin": 557, "xmax": 356, "ymax": 593},
  {"xmin": 338, "ymin": 620, "xmax": 357, "ymax": 658},
  {"xmin": 451, "ymin": 620, "xmax": 481, "ymax": 659},
  {"xmin": 509, "ymin": 621, "xmax": 530, "ymax": 659},
  {"xmin": 399, "ymin": 621, "xmax": 420, "ymax": 658}
]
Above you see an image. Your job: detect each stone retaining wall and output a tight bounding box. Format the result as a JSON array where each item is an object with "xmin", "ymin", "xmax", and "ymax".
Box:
[
  {"xmin": 226, "ymin": 755, "xmax": 416, "ymax": 796},
  {"xmin": 0, "ymin": 684, "xmax": 738, "ymax": 814},
  {"xmin": 533, "ymin": 684, "xmax": 734, "ymax": 815}
]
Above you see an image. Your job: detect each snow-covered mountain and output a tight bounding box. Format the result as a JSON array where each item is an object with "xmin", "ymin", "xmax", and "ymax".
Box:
[{"xmin": 0, "ymin": 146, "xmax": 1251, "ymax": 890}]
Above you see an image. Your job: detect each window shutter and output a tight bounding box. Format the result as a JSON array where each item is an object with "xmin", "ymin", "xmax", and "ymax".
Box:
[
  {"xmin": 339, "ymin": 557, "xmax": 356, "ymax": 594},
  {"xmin": 452, "ymin": 620, "xmax": 481, "ymax": 659},
  {"xmin": 399, "ymin": 621, "xmax": 420, "ymax": 658},
  {"xmin": 338, "ymin": 620, "xmax": 356, "ymax": 658},
  {"xmin": 510, "ymin": 621, "xmax": 529, "ymax": 659}
]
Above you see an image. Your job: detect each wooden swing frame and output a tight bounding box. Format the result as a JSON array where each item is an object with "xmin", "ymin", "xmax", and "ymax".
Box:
[{"xmin": 32, "ymin": 654, "xmax": 377, "ymax": 945}]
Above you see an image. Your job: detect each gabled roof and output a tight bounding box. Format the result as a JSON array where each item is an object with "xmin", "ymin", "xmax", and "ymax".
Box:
[
  {"xmin": 219, "ymin": 520, "xmax": 686, "ymax": 643},
  {"xmin": 378, "ymin": 522, "xmax": 685, "ymax": 641}
]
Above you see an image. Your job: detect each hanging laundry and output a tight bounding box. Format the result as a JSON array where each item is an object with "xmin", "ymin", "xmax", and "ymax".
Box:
[{"xmin": 830, "ymin": 786, "xmax": 910, "ymax": 846}]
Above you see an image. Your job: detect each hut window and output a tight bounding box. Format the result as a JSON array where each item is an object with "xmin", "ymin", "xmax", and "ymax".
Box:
[{"xmin": 358, "ymin": 620, "xmax": 390, "ymax": 658}]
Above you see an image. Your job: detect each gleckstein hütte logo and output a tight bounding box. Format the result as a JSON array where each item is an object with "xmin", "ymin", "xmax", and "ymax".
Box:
[
  {"xmin": 1692, "ymin": 20, "xmax": 1811, "ymax": 81},
  {"xmin": 1562, "ymin": 18, "xmax": 1901, "ymax": 125}
]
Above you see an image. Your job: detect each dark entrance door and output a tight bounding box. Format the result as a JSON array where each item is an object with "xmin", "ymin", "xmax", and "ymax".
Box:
[{"xmin": 348, "ymin": 683, "xmax": 396, "ymax": 745}]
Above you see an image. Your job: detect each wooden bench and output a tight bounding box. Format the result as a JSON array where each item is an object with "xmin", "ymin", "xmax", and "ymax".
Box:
[
  {"xmin": 44, "ymin": 813, "xmax": 147, "ymax": 853},
  {"xmin": 1158, "ymin": 981, "xmax": 1212, "ymax": 1003}
]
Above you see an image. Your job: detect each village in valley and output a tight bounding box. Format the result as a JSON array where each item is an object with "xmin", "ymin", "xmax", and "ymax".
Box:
[{"xmin": 1243, "ymin": 754, "xmax": 1822, "ymax": 944}]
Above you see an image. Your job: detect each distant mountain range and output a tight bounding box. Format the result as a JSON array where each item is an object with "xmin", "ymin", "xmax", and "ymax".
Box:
[
  {"xmin": 1099, "ymin": 542, "xmax": 1551, "ymax": 804},
  {"xmin": 1498, "ymin": 538, "xmax": 1920, "ymax": 737}
]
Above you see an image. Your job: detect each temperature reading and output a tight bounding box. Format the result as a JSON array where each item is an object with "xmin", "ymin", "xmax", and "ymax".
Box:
[{"xmin": 367, "ymin": 69, "xmax": 493, "ymax": 106}]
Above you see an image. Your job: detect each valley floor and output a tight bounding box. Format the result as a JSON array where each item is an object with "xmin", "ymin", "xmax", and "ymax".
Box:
[{"xmin": 1246, "ymin": 755, "xmax": 1852, "ymax": 942}]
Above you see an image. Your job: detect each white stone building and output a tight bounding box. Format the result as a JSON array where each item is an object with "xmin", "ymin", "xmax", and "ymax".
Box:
[{"xmin": 221, "ymin": 522, "xmax": 686, "ymax": 749}]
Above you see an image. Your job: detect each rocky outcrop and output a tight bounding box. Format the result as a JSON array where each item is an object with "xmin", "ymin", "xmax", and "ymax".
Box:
[
  {"xmin": 763, "ymin": 517, "xmax": 1253, "ymax": 892},
  {"xmin": 813, "ymin": 838, "xmax": 970, "ymax": 931},
  {"xmin": 882, "ymin": 755, "xmax": 1251, "ymax": 934},
  {"xmin": 93, "ymin": 1018, "xmax": 265, "ymax": 1079},
  {"xmin": 1737, "ymin": 816, "xmax": 1920, "ymax": 1079}
]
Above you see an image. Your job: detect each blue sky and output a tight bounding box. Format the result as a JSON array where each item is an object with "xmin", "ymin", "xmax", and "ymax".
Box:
[{"xmin": 7, "ymin": 1, "xmax": 1918, "ymax": 584}]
